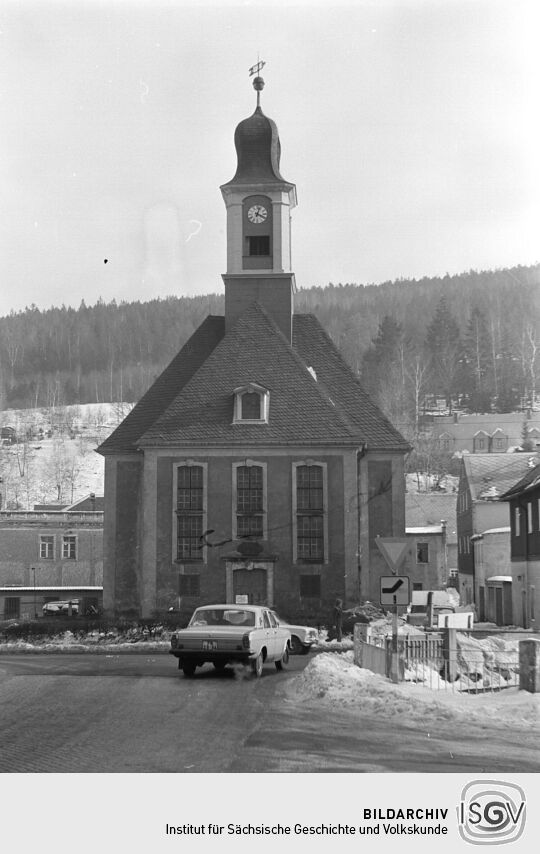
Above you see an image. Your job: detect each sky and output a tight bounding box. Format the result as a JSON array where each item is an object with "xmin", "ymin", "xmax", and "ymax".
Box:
[{"xmin": 0, "ymin": 0, "xmax": 539, "ymax": 317}]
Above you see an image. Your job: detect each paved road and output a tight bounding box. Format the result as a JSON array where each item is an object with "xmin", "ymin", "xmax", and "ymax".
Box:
[{"xmin": 0, "ymin": 652, "xmax": 538, "ymax": 773}]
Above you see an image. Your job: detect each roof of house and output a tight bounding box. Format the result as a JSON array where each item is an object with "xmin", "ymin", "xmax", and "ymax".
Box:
[
  {"xmin": 499, "ymin": 462, "xmax": 540, "ymax": 501},
  {"xmin": 98, "ymin": 304, "xmax": 409, "ymax": 453},
  {"xmin": 405, "ymin": 493, "xmax": 457, "ymax": 543},
  {"xmin": 65, "ymin": 495, "xmax": 105, "ymax": 511},
  {"xmin": 462, "ymin": 453, "xmax": 540, "ymax": 501},
  {"xmin": 406, "ymin": 526, "xmax": 444, "ymax": 535}
]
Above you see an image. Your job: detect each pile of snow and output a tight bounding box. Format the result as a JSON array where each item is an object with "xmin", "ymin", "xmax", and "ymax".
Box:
[
  {"xmin": 0, "ymin": 626, "xmax": 170, "ymax": 653},
  {"xmin": 289, "ymin": 651, "xmax": 539, "ymax": 729},
  {"xmin": 405, "ymin": 473, "xmax": 458, "ymax": 493}
]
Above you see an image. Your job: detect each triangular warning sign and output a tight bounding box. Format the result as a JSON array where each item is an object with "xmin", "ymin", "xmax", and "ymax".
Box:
[{"xmin": 375, "ymin": 537, "xmax": 409, "ymax": 571}]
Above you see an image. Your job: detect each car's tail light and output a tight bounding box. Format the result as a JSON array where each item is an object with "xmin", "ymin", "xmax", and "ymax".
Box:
[
  {"xmin": 170, "ymin": 634, "xmax": 178, "ymax": 649},
  {"xmin": 242, "ymin": 632, "xmax": 251, "ymax": 650}
]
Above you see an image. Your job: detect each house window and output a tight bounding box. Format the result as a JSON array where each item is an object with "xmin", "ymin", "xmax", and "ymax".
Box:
[
  {"xmin": 416, "ymin": 542, "xmax": 429, "ymax": 564},
  {"xmin": 62, "ymin": 535, "xmax": 76, "ymax": 559},
  {"xmin": 233, "ymin": 384, "xmax": 269, "ymax": 424},
  {"xmin": 413, "ymin": 582, "xmax": 423, "ymax": 591},
  {"xmin": 295, "ymin": 464, "xmax": 325, "ymax": 562},
  {"xmin": 246, "ymin": 235, "xmax": 270, "ymax": 256},
  {"xmin": 40, "ymin": 535, "xmax": 54, "ymax": 559},
  {"xmin": 176, "ymin": 464, "xmax": 204, "ymax": 561},
  {"xmin": 179, "ymin": 574, "xmax": 200, "ymax": 596},
  {"xmin": 299, "ymin": 574, "xmax": 321, "ymax": 598},
  {"xmin": 4, "ymin": 597, "xmax": 20, "ymax": 619},
  {"xmin": 527, "ymin": 502, "xmax": 533, "ymax": 534},
  {"xmin": 515, "ymin": 506, "xmax": 521, "ymax": 538},
  {"xmin": 531, "ymin": 587, "xmax": 536, "ymax": 622},
  {"xmin": 477, "ymin": 438, "xmax": 485, "ymax": 450},
  {"xmin": 236, "ymin": 465, "xmax": 264, "ymax": 539},
  {"xmin": 495, "ymin": 438, "xmax": 504, "ymax": 449}
]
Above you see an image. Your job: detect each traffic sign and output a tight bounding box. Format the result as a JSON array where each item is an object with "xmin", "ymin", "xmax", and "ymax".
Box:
[
  {"xmin": 375, "ymin": 537, "xmax": 409, "ymax": 571},
  {"xmin": 380, "ymin": 575, "xmax": 411, "ymax": 606}
]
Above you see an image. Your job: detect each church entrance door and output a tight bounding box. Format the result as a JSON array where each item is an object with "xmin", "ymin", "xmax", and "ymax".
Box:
[
  {"xmin": 225, "ymin": 560, "xmax": 275, "ymax": 606},
  {"xmin": 233, "ymin": 568, "xmax": 266, "ymax": 605}
]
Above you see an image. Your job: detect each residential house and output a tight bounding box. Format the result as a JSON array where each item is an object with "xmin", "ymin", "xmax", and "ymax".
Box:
[
  {"xmin": 432, "ymin": 412, "xmax": 540, "ymax": 455},
  {"xmin": 500, "ymin": 463, "xmax": 540, "ymax": 629},
  {"xmin": 405, "ymin": 492, "xmax": 457, "ymax": 586},
  {"xmin": 456, "ymin": 453, "xmax": 539, "ymax": 617},
  {"xmin": 0, "ymin": 497, "xmax": 103, "ymax": 620}
]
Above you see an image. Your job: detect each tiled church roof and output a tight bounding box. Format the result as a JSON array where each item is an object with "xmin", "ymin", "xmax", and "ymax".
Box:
[
  {"xmin": 98, "ymin": 304, "xmax": 410, "ymax": 453},
  {"xmin": 97, "ymin": 315, "xmax": 225, "ymax": 454}
]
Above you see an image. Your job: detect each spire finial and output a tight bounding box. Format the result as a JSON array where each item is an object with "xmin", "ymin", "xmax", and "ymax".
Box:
[{"xmin": 249, "ymin": 58, "xmax": 266, "ymax": 108}]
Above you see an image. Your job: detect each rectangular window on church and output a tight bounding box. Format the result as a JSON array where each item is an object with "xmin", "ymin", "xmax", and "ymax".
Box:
[
  {"xmin": 236, "ymin": 465, "xmax": 264, "ymax": 539},
  {"xmin": 246, "ymin": 235, "xmax": 270, "ymax": 256},
  {"xmin": 179, "ymin": 574, "xmax": 200, "ymax": 596},
  {"xmin": 299, "ymin": 574, "xmax": 321, "ymax": 598},
  {"xmin": 176, "ymin": 465, "xmax": 204, "ymax": 561},
  {"xmin": 295, "ymin": 465, "xmax": 325, "ymax": 562}
]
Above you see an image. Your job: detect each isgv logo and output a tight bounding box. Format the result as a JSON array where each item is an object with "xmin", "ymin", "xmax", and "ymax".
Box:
[{"xmin": 458, "ymin": 780, "xmax": 526, "ymax": 845}]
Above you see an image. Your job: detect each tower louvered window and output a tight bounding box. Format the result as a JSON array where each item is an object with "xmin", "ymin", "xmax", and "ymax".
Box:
[{"xmin": 176, "ymin": 465, "xmax": 203, "ymax": 560}]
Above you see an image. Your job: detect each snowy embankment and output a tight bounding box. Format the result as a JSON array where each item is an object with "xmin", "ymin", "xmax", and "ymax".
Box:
[
  {"xmin": 290, "ymin": 650, "xmax": 540, "ymax": 730},
  {"xmin": 0, "ymin": 628, "xmax": 353, "ymax": 655}
]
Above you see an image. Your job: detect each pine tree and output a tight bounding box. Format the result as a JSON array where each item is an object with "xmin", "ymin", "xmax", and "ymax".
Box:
[
  {"xmin": 424, "ymin": 297, "xmax": 463, "ymax": 411},
  {"xmin": 462, "ymin": 306, "xmax": 494, "ymax": 411}
]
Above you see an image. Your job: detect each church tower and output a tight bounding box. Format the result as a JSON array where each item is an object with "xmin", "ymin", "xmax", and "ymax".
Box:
[{"xmin": 220, "ymin": 73, "xmax": 297, "ymax": 342}]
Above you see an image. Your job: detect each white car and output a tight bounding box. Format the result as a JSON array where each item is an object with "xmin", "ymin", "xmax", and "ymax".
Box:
[
  {"xmin": 42, "ymin": 600, "xmax": 79, "ymax": 616},
  {"xmin": 270, "ymin": 611, "xmax": 318, "ymax": 654},
  {"xmin": 169, "ymin": 604, "xmax": 291, "ymax": 678}
]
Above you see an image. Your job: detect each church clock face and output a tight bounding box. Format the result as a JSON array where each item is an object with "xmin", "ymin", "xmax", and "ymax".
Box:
[{"xmin": 247, "ymin": 204, "xmax": 268, "ymax": 224}]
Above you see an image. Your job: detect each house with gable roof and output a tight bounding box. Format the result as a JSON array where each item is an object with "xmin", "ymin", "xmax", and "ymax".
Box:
[
  {"xmin": 97, "ymin": 73, "xmax": 410, "ymax": 619},
  {"xmin": 431, "ymin": 412, "xmax": 540, "ymax": 455},
  {"xmin": 456, "ymin": 452, "xmax": 539, "ymax": 620},
  {"xmin": 500, "ymin": 463, "xmax": 540, "ymax": 628},
  {"xmin": 405, "ymin": 492, "xmax": 458, "ymax": 589}
]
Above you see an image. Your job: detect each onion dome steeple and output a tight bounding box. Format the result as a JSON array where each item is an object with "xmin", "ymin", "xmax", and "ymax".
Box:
[{"xmin": 222, "ymin": 71, "xmax": 293, "ymax": 188}]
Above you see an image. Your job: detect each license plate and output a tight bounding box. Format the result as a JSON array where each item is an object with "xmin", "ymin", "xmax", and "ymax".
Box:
[{"xmin": 202, "ymin": 640, "xmax": 218, "ymax": 651}]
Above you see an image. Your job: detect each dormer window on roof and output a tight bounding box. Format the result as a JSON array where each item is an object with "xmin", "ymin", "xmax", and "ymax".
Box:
[{"xmin": 233, "ymin": 383, "xmax": 269, "ymax": 424}]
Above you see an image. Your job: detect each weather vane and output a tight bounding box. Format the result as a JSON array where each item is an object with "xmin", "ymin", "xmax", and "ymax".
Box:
[{"xmin": 249, "ymin": 58, "xmax": 266, "ymax": 107}]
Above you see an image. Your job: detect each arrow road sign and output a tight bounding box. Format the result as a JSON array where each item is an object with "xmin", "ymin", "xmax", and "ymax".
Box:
[
  {"xmin": 380, "ymin": 575, "xmax": 411, "ymax": 606},
  {"xmin": 382, "ymin": 578, "xmax": 405, "ymax": 595}
]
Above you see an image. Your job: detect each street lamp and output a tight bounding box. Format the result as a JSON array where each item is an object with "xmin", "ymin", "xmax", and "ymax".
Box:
[{"xmin": 32, "ymin": 567, "xmax": 37, "ymax": 619}]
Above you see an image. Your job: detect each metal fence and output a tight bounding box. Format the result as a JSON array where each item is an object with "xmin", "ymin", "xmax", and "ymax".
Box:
[{"xmin": 355, "ymin": 626, "xmax": 520, "ymax": 693}]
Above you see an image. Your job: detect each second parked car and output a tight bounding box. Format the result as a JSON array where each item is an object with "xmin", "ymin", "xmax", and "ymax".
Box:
[{"xmin": 270, "ymin": 611, "xmax": 319, "ymax": 654}]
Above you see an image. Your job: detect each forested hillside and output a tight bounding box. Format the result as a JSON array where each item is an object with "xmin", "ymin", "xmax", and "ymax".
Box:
[{"xmin": 1, "ymin": 264, "xmax": 538, "ymax": 434}]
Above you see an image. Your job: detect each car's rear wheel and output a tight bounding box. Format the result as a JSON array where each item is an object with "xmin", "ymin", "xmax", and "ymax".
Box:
[
  {"xmin": 251, "ymin": 651, "xmax": 263, "ymax": 678},
  {"xmin": 182, "ymin": 663, "xmax": 196, "ymax": 677},
  {"xmin": 275, "ymin": 644, "xmax": 289, "ymax": 671}
]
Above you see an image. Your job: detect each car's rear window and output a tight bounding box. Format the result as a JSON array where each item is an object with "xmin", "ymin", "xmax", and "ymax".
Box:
[{"xmin": 189, "ymin": 608, "xmax": 256, "ymax": 627}]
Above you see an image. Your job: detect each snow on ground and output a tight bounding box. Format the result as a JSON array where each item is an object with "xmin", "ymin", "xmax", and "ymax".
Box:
[
  {"xmin": 1, "ymin": 627, "xmax": 538, "ymax": 729},
  {"xmin": 405, "ymin": 472, "xmax": 458, "ymax": 493},
  {"xmin": 289, "ymin": 650, "xmax": 540, "ymax": 730},
  {"xmin": 0, "ymin": 403, "xmax": 133, "ymax": 508}
]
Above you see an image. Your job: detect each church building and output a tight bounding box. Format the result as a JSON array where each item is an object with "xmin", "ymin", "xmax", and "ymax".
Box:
[{"xmin": 97, "ymin": 72, "xmax": 410, "ymax": 620}]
